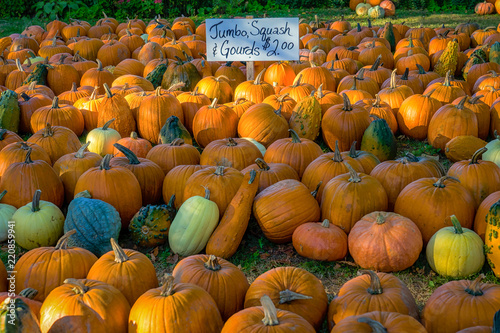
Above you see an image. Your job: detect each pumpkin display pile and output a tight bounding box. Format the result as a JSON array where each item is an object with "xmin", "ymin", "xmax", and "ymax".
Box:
[{"xmin": 1, "ymin": 12, "xmax": 500, "ymax": 332}]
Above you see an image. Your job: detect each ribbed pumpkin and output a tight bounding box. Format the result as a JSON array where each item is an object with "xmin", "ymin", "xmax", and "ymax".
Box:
[
  {"xmin": 74, "ymin": 154, "xmax": 142, "ymax": 227},
  {"xmin": 14, "ymin": 230, "xmax": 97, "ymax": 301},
  {"xmin": 0, "ymin": 141, "xmax": 51, "ymax": 177},
  {"xmin": 234, "ymin": 69, "xmax": 274, "ymax": 103},
  {"xmin": 97, "ymin": 83, "xmax": 136, "ymax": 137},
  {"xmin": 146, "ymin": 138, "xmax": 200, "ymax": 174},
  {"xmin": 87, "ymin": 238, "xmax": 158, "ymax": 306},
  {"xmin": 327, "ymin": 270, "xmax": 419, "ymax": 329},
  {"xmin": 30, "ymin": 96, "xmax": 84, "ymax": 136},
  {"xmin": 128, "ymin": 275, "xmax": 223, "ymax": 333},
  {"xmin": 341, "ymin": 142, "xmax": 381, "ymax": 174},
  {"xmin": 162, "ymin": 165, "xmax": 206, "ymax": 209},
  {"xmin": 377, "ymin": 69, "xmax": 414, "ymax": 114},
  {"xmin": 394, "ymin": 176, "xmax": 476, "ymax": 243},
  {"xmin": 321, "ymin": 164, "xmax": 388, "ymax": 234},
  {"xmin": 301, "ymin": 141, "xmax": 364, "ymax": 203},
  {"xmin": 192, "ymin": 98, "xmax": 238, "ymax": 148},
  {"xmin": 447, "ymin": 147, "xmax": 500, "ymax": 207},
  {"xmin": 40, "ymin": 278, "xmax": 130, "ymax": 333},
  {"xmin": 237, "ymin": 102, "xmax": 289, "ymax": 148},
  {"xmin": 452, "ymin": 95, "xmax": 490, "ymax": 140},
  {"xmin": 200, "ymin": 137, "xmax": 262, "ymax": 171},
  {"xmin": 74, "ymin": 86, "xmax": 103, "ymax": 132},
  {"xmin": 0, "ymin": 128, "xmax": 22, "ymax": 151},
  {"xmin": 113, "ymin": 132, "xmax": 152, "ymax": 158},
  {"xmin": 137, "ymin": 86, "xmax": 183, "ymax": 144},
  {"xmin": 253, "ymin": 179, "xmax": 321, "ymax": 243},
  {"xmin": 176, "ymin": 87, "xmax": 211, "ymax": 133},
  {"xmin": 241, "ymin": 158, "xmax": 299, "ymax": 194},
  {"xmin": 0, "ymin": 148, "xmax": 64, "ymax": 208},
  {"xmin": 322, "ymin": 93, "xmax": 371, "ymax": 151},
  {"xmin": 244, "ymin": 266, "xmax": 328, "ymax": 330},
  {"xmin": 445, "ymin": 135, "xmax": 488, "ymax": 162},
  {"xmin": 263, "ymin": 61, "xmax": 296, "ymax": 87},
  {"xmin": 86, "ymin": 118, "xmax": 122, "ymax": 156},
  {"xmin": 110, "ymin": 143, "xmax": 165, "ymax": 205},
  {"xmin": 348, "ymin": 211, "xmax": 423, "ymax": 272},
  {"xmin": 172, "ymin": 255, "xmax": 249, "ymax": 321},
  {"xmin": 422, "ymin": 275, "xmax": 500, "ymax": 333},
  {"xmin": 80, "ymin": 59, "xmax": 114, "ymax": 95},
  {"xmin": 428, "ymin": 96, "xmax": 479, "ymax": 150},
  {"xmin": 27, "ymin": 123, "xmax": 81, "ymax": 165},
  {"xmin": 331, "ymin": 311, "xmax": 427, "ymax": 333},
  {"xmin": 194, "ymin": 75, "xmax": 233, "ymax": 104},
  {"xmin": 424, "ymin": 71, "xmax": 467, "ymax": 104},
  {"xmin": 370, "ymin": 154, "xmax": 445, "ymax": 211},
  {"xmin": 183, "ymin": 166, "xmax": 243, "ymax": 218}
]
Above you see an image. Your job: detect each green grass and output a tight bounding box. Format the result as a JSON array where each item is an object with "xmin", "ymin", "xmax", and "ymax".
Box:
[{"xmin": 0, "ymin": 9, "xmax": 499, "ymax": 37}]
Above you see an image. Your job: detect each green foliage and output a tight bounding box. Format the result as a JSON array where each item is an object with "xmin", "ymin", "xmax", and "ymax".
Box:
[
  {"xmin": 275, "ymin": 0, "xmax": 334, "ymax": 9},
  {"xmin": 0, "ymin": 0, "xmax": 29, "ymax": 18},
  {"xmin": 115, "ymin": 0, "xmax": 162, "ymax": 21},
  {"xmin": 34, "ymin": 0, "xmax": 87, "ymax": 20}
]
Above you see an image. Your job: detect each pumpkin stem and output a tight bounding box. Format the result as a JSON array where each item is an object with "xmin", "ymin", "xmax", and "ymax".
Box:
[
  {"xmin": 357, "ymin": 317, "xmax": 388, "ymax": 333},
  {"xmin": 433, "ymin": 176, "xmax": 459, "ymax": 188},
  {"xmin": 292, "ymin": 74, "xmax": 302, "ymax": 87},
  {"xmin": 401, "ymin": 67, "xmax": 410, "ymax": 80},
  {"xmin": 18, "ymin": 288, "xmax": 38, "ymax": 299},
  {"xmin": 203, "ymin": 186, "xmax": 211, "ymax": 200},
  {"xmin": 248, "ymin": 169, "xmax": 257, "ymax": 184},
  {"xmin": 170, "ymin": 138, "xmax": 184, "ymax": 146},
  {"xmin": 255, "ymin": 158, "xmax": 270, "ymax": 171},
  {"xmin": 376, "ymin": 213, "xmax": 386, "ymax": 225},
  {"xmin": 311, "ymin": 181, "xmax": 322, "ymax": 198},
  {"xmin": 389, "ymin": 69, "xmax": 397, "ymax": 89},
  {"xmin": 278, "ymin": 289, "xmax": 312, "ymax": 304},
  {"xmin": 226, "ymin": 138, "xmax": 237, "ymax": 147},
  {"xmin": 369, "ymin": 55, "xmax": 382, "ymax": 71},
  {"xmin": 74, "ymin": 190, "xmax": 92, "ymax": 199},
  {"xmin": 42, "ymin": 123, "xmax": 54, "ymax": 138},
  {"xmin": 209, "ymin": 98, "xmax": 218, "ymax": 108},
  {"xmin": 456, "ymin": 96, "xmax": 467, "ymax": 110},
  {"xmin": 465, "ymin": 274, "xmax": 485, "ymax": 296},
  {"xmin": 470, "ymin": 147, "xmax": 487, "ymax": 165},
  {"xmin": 130, "ymin": 132, "xmax": 138, "ymax": 140},
  {"xmin": 100, "ymin": 154, "xmax": 112, "ymax": 170},
  {"xmin": 204, "ymin": 255, "xmax": 222, "ymax": 271},
  {"xmin": 0, "ymin": 190, "xmax": 6, "ymax": 202},
  {"xmin": 64, "ymin": 278, "xmax": 89, "ymax": 295},
  {"xmin": 360, "ymin": 270, "xmax": 383, "ymax": 295},
  {"xmin": 321, "ymin": 219, "xmax": 330, "ymax": 228},
  {"xmin": 261, "ymin": 295, "xmax": 279, "ymax": 326},
  {"xmin": 74, "ymin": 142, "xmax": 90, "ymax": 159},
  {"xmin": 416, "ymin": 64, "xmax": 426, "ymax": 75},
  {"xmin": 24, "ymin": 147, "xmax": 33, "ymax": 164},
  {"xmin": 51, "ymin": 96, "xmax": 59, "ymax": 109},
  {"xmin": 348, "ymin": 141, "xmax": 359, "ymax": 158},
  {"xmin": 96, "ymin": 59, "xmax": 103, "ymax": 71},
  {"xmin": 102, "ymin": 118, "xmax": 115, "ymax": 130},
  {"xmin": 103, "ymin": 83, "xmax": 113, "ymax": 98},
  {"xmin": 345, "ymin": 162, "xmax": 361, "ymax": 183},
  {"xmin": 443, "ymin": 70, "xmax": 453, "ymax": 87},
  {"xmin": 357, "ymin": 68, "xmax": 365, "ymax": 80},
  {"xmin": 423, "ymin": 89, "xmax": 436, "ymax": 98},
  {"xmin": 55, "ymin": 230, "xmax": 77, "ymax": 250},
  {"xmin": 341, "ymin": 93, "xmax": 352, "ymax": 111},
  {"xmin": 289, "ymin": 129, "xmax": 301, "ymax": 143},
  {"xmin": 493, "ymin": 310, "xmax": 500, "ymax": 332},
  {"xmin": 214, "ymin": 165, "xmax": 225, "ymax": 176},
  {"xmin": 333, "ymin": 141, "xmax": 343, "ymax": 162},
  {"xmin": 253, "ymin": 69, "xmax": 266, "ymax": 85},
  {"xmin": 113, "ymin": 142, "xmax": 140, "ymax": 165},
  {"xmin": 31, "ymin": 189, "xmax": 41, "ymax": 212},
  {"xmin": 277, "ymin": 93, "xmax": 290, "ymax": 103},
  {"xmin": 372, "ymin": 94, "xmax": 382, "ymax": 107},
  {"xmin": 110, "ymin": 238, "xmax": 130, "ymax": 263},
  {"xmin": 449, "ymin": 215, "xmax": 464, "ymax": 235}
]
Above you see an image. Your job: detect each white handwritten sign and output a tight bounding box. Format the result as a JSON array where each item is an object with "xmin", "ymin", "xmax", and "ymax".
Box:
[{"xmin": 206, "ymin": 18, "xmax": 299, "ymax": 62}]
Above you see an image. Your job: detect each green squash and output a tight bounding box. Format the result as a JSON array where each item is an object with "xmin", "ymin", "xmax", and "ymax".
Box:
[
  {"xmin": 158, "ymin": 115, "xmax": 193, "ymax": 145},
  {"xmin": 356, "ymin": 3, "xmax": 371, "ymax": 16},
  {"xmin": 168, "ymin": 188, "xmax": 219, "ymax": 256},
  {"xmin": 12, "ymin": 190, "xmax": 64, "ymax": 250},
  {"xmin": 129, "ymin": 195, "xmax": 177, "ymax": 248},
  {"xmin": 360, "ymin": 117, "xmax": 397, "ymax": 162},
  {"xmin": 368, "ymin": 6, "xmax": 385, "ymax": 19},
  {"xmin": 22, "ymin": 62, "xmax": 50, "ymax": 86},
  {"xmin": 426, "ymin": 215, "xmax": 485, "ymax": 278},
  {"xmin": 0, "ymin": 90, "xmax": 20, "ymax": 133},
  {"xmin": 380, "ymin": 21, "xmax": 396, "ymax": 53},
  {"xmin": 289, "ymin": 91, "xmax": 322, "ymax": 140},
  {"xmin": 485, "ymin": 199, "xmax": 500, "ymax": 277},
  {"xmin": 23, "ymin": 51, "xmax": 44, "ymax": 67},
  {"xmin": 0, "ymin": 190, "xmax": 16, "ymax": 242},
  {"xmin": 463, "ymin": 46, "xmax": 488, "ymax": 81},
  {"xmin": 490, "ymin": 42, "xmax": 500, "ymax": 65},
  {"xmin": 146, "ymin": 62, "xmax": 168, "ymax": 89},
  {"xmin": 64, "ymin": 190, "xmax": 121, "ymax": 256},
  {"xmin": 483, "ymin": 130, "xmax": 500, "ymax": 167},
  {"xmin": 161, "ymin": 57, "xmax": 201, "ymax": 92},
  {"xmin": 0, "ymin": 298, "xmax": 41, "ymax": 333}
]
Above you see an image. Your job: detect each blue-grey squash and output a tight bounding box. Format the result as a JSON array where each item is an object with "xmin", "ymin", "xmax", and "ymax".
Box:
[{"xmin": 64, "ymin": 190, "xmax": 121, "ymax": 256}]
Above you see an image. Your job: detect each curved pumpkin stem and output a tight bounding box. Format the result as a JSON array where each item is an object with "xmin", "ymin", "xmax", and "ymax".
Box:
[
  {"xmin": 226, "ymin": 138, "xmax": 237, "ymax": 147},
  {"xmin": 261, "ymin": 295, "xmax": 279, "ymax": 326},
  {"xmin": 389, "ymin": 69, "xmax": 397, "ymax": 89},
  {"xmin": 255, "ymin": 158, "xmax": 270, "ymax": 171},
  {"xmin": 253, "ymin": 68, "xmax": 266, "ymax": 85},
  {"xmin": 289, "ymin": 129, "xmax": 301, "ymax": 143},
  {"xmin": 357, "ymin": 317, "xmax": 387, "ymax": 333},
  {"xmin": 74, "ymin": 142, "xmax": 91, "ymax": 159},
  {"xmin": 369, "ymin": 55, "xmax": 382, "ymax": 71},
  {"xmin": 30, "ymin": 189, "xmax": 41, "ymax": 212},
  {"xmin": 100, "ymin": 154, "xmax": 112, "ymax": 170},
  {"xmin": 372, "ymin": 94, "xmax": 382, "ymax": 107},
  {"xmin": 0, "ymin": 190, "xmax": 6, "ymax": 202},
  {"xmin": 42, "ymin": 123, "xmax": 54, "ymax": 138},
  {"xmin": 101, "ymin": 118, "xmax": 115, "ymax": 130},
  {"xmin": 18, "ymin": 288, "xmax": 38, "ymax": 299},
  {"xmin": 110, "ymin": 238, "xmax": 130, "ymax": 263},
  {"xmin": 64, "ymin": 278, "xmax": 89, "ymax": 294},
  {"xmin": 278, "ymin": 289, "xmax": 312, "ymax": 304},
  {"xmin": 55, "ymin": 230, "xmax": 77, "ymax": 250},
  {"xmin": 345, "ymin": 163, "xmax": 361, "ymax": 183},
  {"xmin": 433, "ymin": 175, "xmax": 459, "ymax": 188},
  {"xmin": 341, "ymin": 93, "xmax": 352, "ymax": 111},
  {"xmin": 160, "ymin": 274, "xmax": 176, "ymax": 296},
  {"xmin": 204, "ymin": 255, "xmax": 221, "ymax": 271},
  {"xmin": 348, "ymin": 141, "xmax": 359, "ymax": 158},
  {"xmin": 103, "ymin": 83, "xmax": 113, "ymax": 98},
  {"xmin": 51, "ymin": 96, "xmax": 59, "ymax": 109},
  {"xmin": 470, "ymin": 147, "xmax": 487, "ymax": 165},
  {"xmin": 113, "ymin": 142, "xmax": 140, "ymax": 165},
  {"xmin": 465, "ymin": 274, "xmax": 485, "ymax": 296},
  {"xmin": 360, "ymin": 270, "xmax": 383, "ymax": 295},
  {"xmin": 333, "ymin": 141, "xmax": 343, "ymax": 162},
  {"xmin": 311, "ymin": 181, "xmax": 322, "ymax": 198},
  {"xmin": 450, "ymin": 215, "xmax": 464, "ymax": 235}
]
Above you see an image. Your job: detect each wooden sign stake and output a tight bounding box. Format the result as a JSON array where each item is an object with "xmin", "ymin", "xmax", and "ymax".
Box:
[{"xmin": 246, "ymin": 15, "xmax": 255, "ymax": 81}]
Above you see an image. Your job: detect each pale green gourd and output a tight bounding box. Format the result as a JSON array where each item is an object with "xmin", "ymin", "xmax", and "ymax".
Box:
[
  {"xmin": 168, "ymin": 188, "xmax": 219, "ymax": 256},
  {"xmin": 0, "ymin": 190, "xmax": 16, "ymax": 242},
  {"xmin": 426, "ymin": 215, "xmax": 485, "ymax": 278}
]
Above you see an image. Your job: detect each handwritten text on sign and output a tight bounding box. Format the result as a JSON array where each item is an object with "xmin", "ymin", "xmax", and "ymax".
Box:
[{"xmin": 206, "ymin": 18, "xmax": 299, "ymax": 62}]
